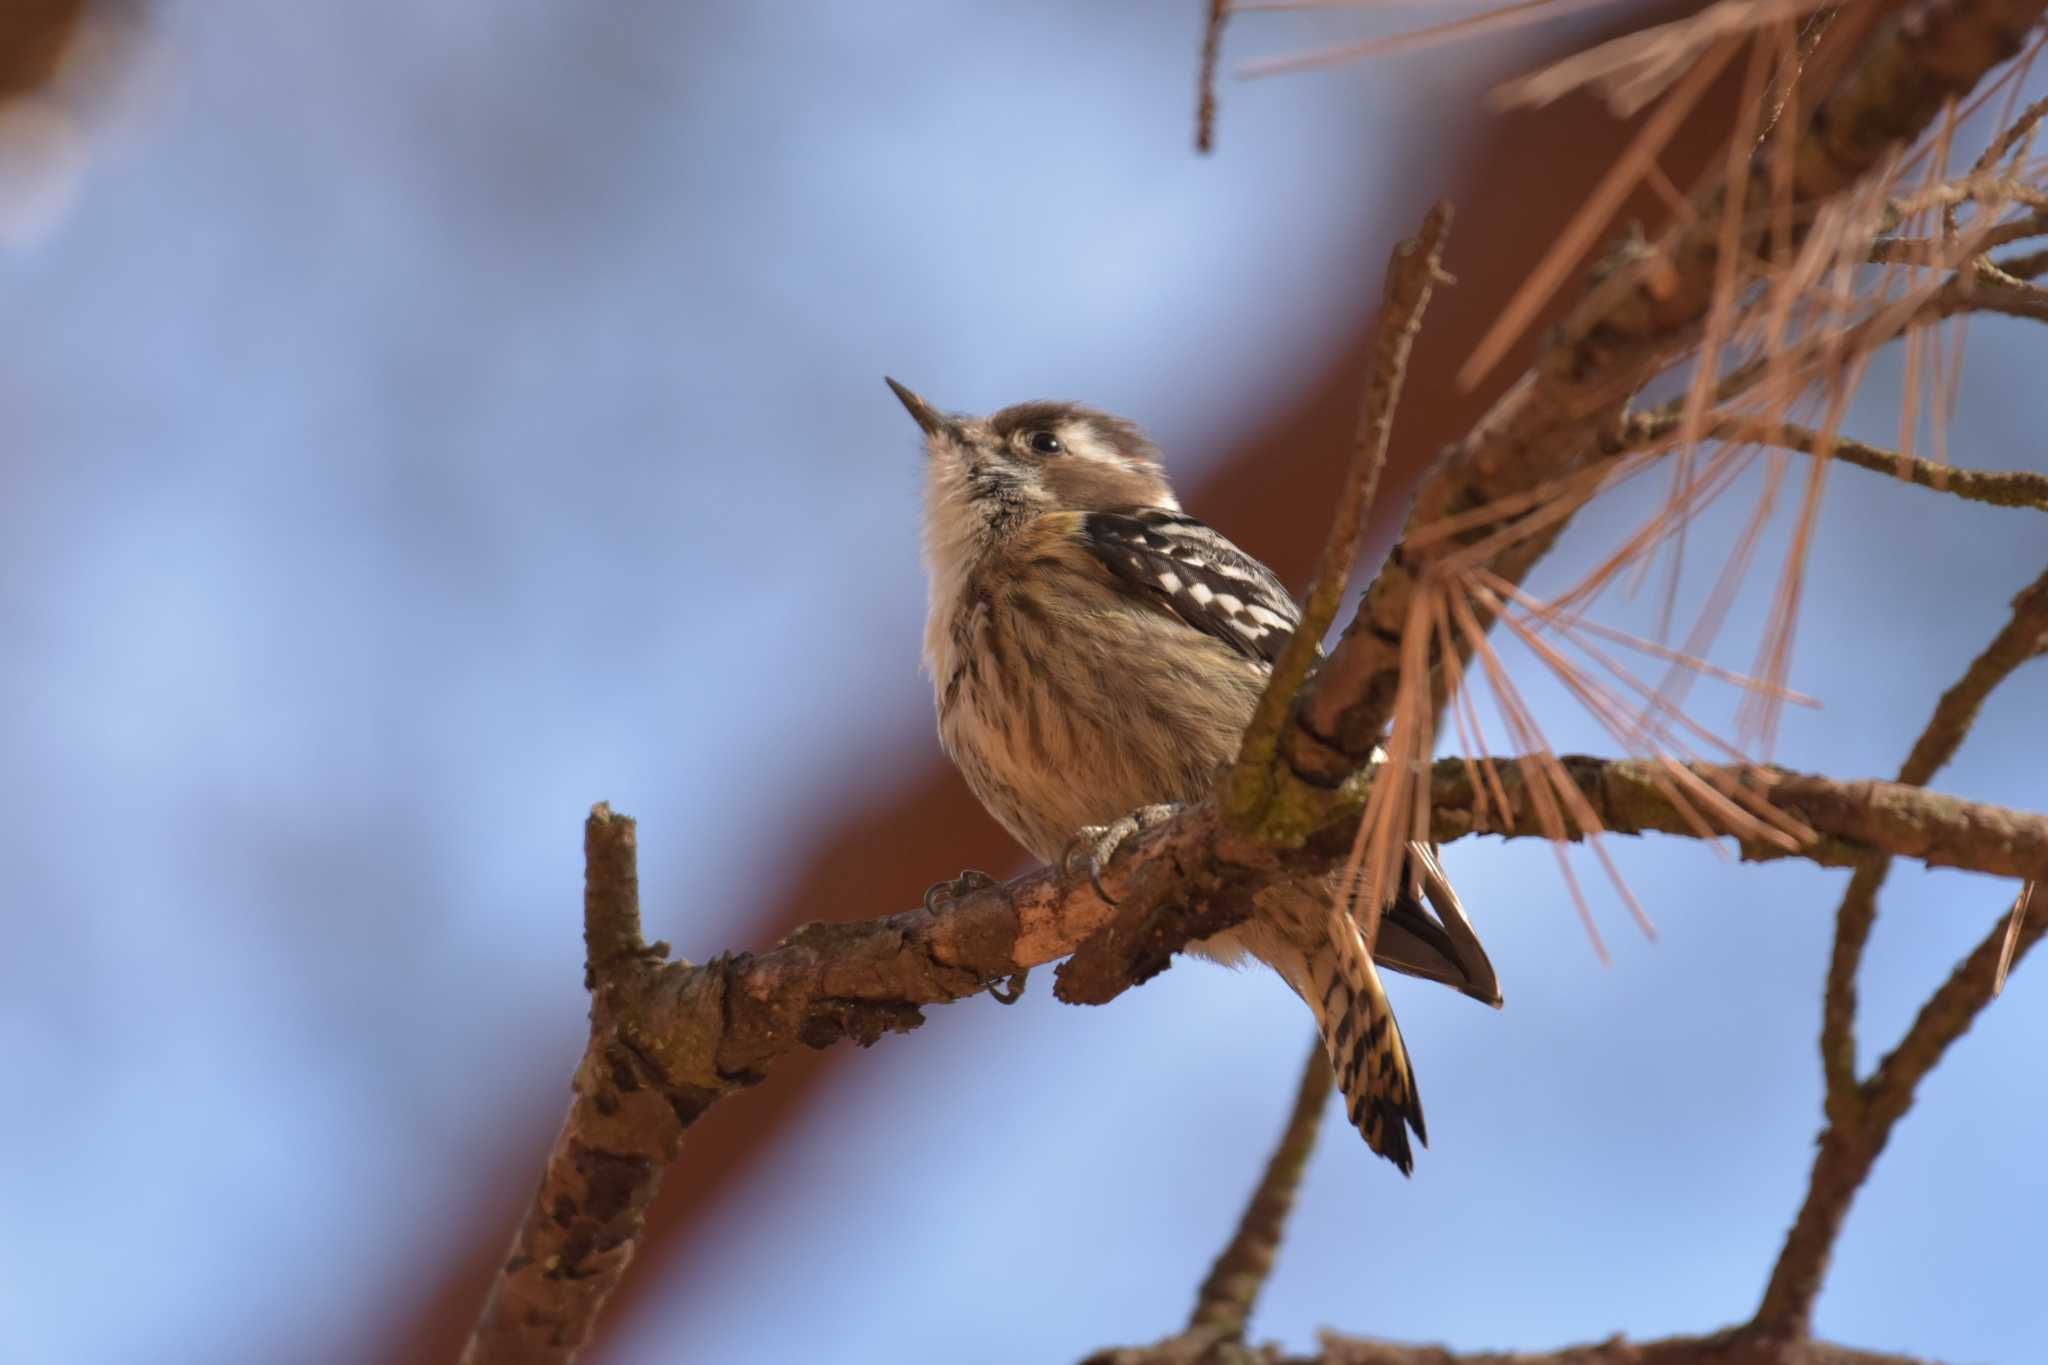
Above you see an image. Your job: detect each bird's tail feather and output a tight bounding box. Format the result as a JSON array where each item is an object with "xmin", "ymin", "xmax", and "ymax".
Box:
[
  {"xmin": 1306, "ymin": 911, "xmax": 1427, "ymax": 1175},
  {"xmin": 1369, "ymin": 842, "xmax": 1503, "ymax": 1007}
]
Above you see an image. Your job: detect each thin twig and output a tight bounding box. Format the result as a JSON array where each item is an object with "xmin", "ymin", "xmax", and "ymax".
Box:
[
  {"xmin": 1998, "ymin": 241, "xmax": 2048, "ymax": 277},
  {"xmin": 1873, "ymin": 206, "xmax": 2048, "ymax": 261},
  {"xmin": 1231, "ymin": 203, "xmax": 1453, "ymax": 833},
  {"xmin": 1755, "ymin": 564, "xmax": 2048, "ymax": 1336},
  {"xmin": 1186, "ymin": 1041, "xmax": 1336, "ymax": 1343},
  {"xmin": 1756, "ymin": 887, "xmax": 2047, "ymax": 1338},
  {"xmin": 1195, "ymin": 0, "xmax": 1231, "ymax": 154},
  {"xmin": 1621, "ymin": 411, "xmax": 2048, "ymax": 511},
  {"xmin": 1819, "ymin": 563, "xmax": 2048, "ymax": 1108}
]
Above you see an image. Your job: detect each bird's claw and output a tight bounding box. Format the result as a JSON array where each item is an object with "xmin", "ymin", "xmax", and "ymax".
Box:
[
  {"xmin": 1062, "ymin": 805, "xmax": 1178, "ymax": 906},
  {"xmin": 987, "ymin": 969, "xmax": 1029, "ymax": 1005},
  {"xmin": 923, "ymin": 868, "xmax": 999, "ymax": 915},
  {"xmin": 920, "ymin": 872, "xmax": 1023, "ymax": 1000}
]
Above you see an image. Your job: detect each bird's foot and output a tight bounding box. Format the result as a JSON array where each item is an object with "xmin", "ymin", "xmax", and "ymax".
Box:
[
  {"xmin": 986, "ymin": 969, "xmax": 1029, "ymax": 1005},
  {"xmin": 922, "ymin": 870, "xmax": 1027, "ymax": 1004},
  {"xmin": 923, "ymin": 868, "xmax": 1000, "ymax": 915},
  {"xmin": 1062, "ymin": 804, "xmax": 1179, "ymax": 906}
]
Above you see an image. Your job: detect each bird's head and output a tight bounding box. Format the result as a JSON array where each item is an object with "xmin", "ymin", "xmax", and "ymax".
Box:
[{"xmin": 886, "ymin": 378, "xmax": 1178, "ymax": 540}]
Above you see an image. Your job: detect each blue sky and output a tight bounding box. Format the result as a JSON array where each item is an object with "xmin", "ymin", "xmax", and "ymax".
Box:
[{"xmin": 1, "ymin": 4, "xmax": 2042, "ymax": 1363}]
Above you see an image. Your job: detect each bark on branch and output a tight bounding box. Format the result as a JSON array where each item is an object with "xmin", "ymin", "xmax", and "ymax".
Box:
[
  {"xmin": 1752, "ymin": 563, "xmax": 2048, "ymax": 1336},
  {"xmin": 1099, "ymin": 1325, "xmax": 1941, "ymax": 1365},
  {"xmin": 458, "ymin": 807, "xmax": 679, "ymax": 1365},
  {"xmin": 1620, "ymin": 412, "xmax": 2048, "ymax": 513},
  {"xmin": 458, "ymin": 756, "xmax": 2048, "ymax": 1362}
]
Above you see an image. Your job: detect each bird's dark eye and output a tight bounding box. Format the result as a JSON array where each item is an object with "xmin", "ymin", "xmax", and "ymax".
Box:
[{"xmin": 1029, "ymin": 431, "xmax": 1063, "ymax": 455}]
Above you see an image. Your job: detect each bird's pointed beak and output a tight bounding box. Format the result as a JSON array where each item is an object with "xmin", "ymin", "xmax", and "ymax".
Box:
[{"xmin": 885, "ymin": 376, "xmax": 952, "ymax": 440}]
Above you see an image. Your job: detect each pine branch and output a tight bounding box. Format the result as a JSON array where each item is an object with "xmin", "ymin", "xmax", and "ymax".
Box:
[
  {"xmin": 1107, "ymin": 1325, "xmax": 1942, "ymax": 1364},
  {"xmin": 1274, "ymin": 0, "xmax": 2048, "ymax": 795},
  {"xmin": 462, "ymin": 758, "xmax": 2048, "ymax": 1363},
  {"xmin": 1755, "ymin": 563, "xmax": 2048, "ymax": 1336},
  {"xmin": 1621, "ymin": 412, "xmax": 2048, "ymax": 512}
]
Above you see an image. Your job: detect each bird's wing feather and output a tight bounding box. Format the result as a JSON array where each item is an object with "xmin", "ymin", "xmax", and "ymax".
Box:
[{"xmin": 1077, "ymin": 507, "xmax": 1301, "ymax": 666}]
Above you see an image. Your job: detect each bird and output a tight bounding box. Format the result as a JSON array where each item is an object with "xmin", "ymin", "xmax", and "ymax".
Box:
[{"xmin": 888, "ymin": 378, "xmax": 1501, "ymax": 1173}]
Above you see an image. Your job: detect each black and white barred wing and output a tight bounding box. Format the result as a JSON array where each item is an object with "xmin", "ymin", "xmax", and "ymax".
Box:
[
  {"xmin": 1082, "ymin": 506, "xmax": 1505, "ymax": 1009},
  {"xmin": 1076, "ymin": 507, "xmax": 1302, "ymax": 666}
]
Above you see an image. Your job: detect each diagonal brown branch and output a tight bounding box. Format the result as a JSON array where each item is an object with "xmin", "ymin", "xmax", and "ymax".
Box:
[
  {"xmin": 1185, "ymin": 1041, "xmax": 1335, "ymax": 1345},
  {"xmin": 1755, "ymin": 563, "xmax": 2048, "ymax": 1336},
  {"xmin": 1823, "ymin": 562, "xmax": 2048, "ymax": 1107},
  {"xmin": 1755, "ymin": 887, "xmax": 2046, "ymax": 1339},
  {"xmin": 1232, "ymin": 202, "xmax": 1454, "ymax": 828}
]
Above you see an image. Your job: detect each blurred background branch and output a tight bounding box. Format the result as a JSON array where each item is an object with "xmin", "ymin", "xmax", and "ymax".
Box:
[{"xmin": 0, "ymin": 0, "xmax": 141, "ymax": 247}]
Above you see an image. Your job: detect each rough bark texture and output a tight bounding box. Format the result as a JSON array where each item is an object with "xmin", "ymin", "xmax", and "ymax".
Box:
[
  {"xmin": 462, "ymin": 762, "xmax": 2045, "ymax": 1364},
  {"xmin": 457, "ymin": 809, "xmax": 684, "ymax": 1365}
]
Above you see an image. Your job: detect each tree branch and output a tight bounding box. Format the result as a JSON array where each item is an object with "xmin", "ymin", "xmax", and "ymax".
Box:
[
  {"xmin": 1755, "ymin": 564, "xmax": 2048, "ymax": 1336},
  {"xmin": 1185, "ymin": 1042, "xmax": 1334, "ymax": 1343},
  {"xmin": 1756, "ymin": 887, "xmax": 2045, "ymax": 1340},
  {"xmin": 535, "ymin": 763, "xmax": 2048, "ymax": 1174},
  {"xmin": 1232, "ymin": 200, "xmax": 1451, "ymax": 829},
  {"xmin": 1274, "ymin": 0, "xmax": 2048, "ymax": 796},
  {"xmin": 1822, "ymin": 563, "xmax": 2048, "ymax": 1108},
  {"xmin": 460, "ymin": 754, "xmax": 2048, "ymax": 1365},
  {"xmin": 1620, "ymin": 412, "xmax": 2048, "ymax": 513},
  {"xmin": 1996, "ymin": 240, "xmax": 2048, "ymax": 278},
  {"xmin": 1874, "ymin": 206, "xmax": 2048, "ymax": 262},
  {"xmin": 1149, "ymin": 1326, "xmax": 1946, "ymax": 1364},
  {"xmin": 459, "ymin": 806, "xmax": 680, "ymax": 1365},
  {"xmin": 1195, "ymin": 0, "xmax": 1230, "ymax": 154}
]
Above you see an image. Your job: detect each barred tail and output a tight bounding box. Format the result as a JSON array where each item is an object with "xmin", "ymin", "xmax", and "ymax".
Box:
[{"xmin": 1307, "ymin": 915, "xmax": 1427, "ymax": 1176}]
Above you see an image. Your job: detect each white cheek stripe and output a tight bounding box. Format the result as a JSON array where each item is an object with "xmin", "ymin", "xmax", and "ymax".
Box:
[{"xmin": 1060, "ymin": 426, "xmax": 1127, "ymax": 469}]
